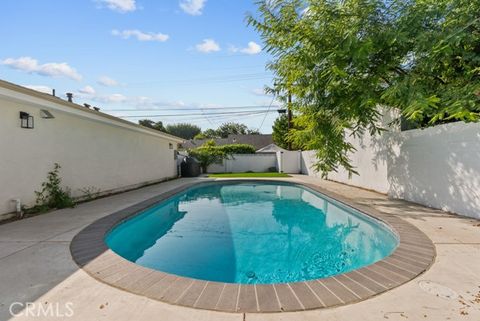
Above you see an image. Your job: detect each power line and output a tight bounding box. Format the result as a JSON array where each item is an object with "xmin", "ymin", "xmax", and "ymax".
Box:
[
  {"xmin": 257, "ymin": 96, "xmax": 276, "ymax": 132},
  {"xmin": 103, "ymin": 105, "xmax": 279, "ymax": 112},
  {"xmin": 117, "ymin": 110, "xmax": 277, "ymax": 118},
  {"xmin": 126, "ymin": 72, "xmax": 272, "ymax": 87}
]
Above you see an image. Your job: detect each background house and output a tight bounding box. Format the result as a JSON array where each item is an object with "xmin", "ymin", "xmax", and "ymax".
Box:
[{"xmin": 0, "ymin": 79, "xmax": 183, "ymax": 220}]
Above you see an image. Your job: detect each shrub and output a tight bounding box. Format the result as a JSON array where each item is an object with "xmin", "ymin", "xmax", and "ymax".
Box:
[
  {"xmin": 34, "ymin": 163, "xmax": 75, "ymax": 212},
  {"xmin": 188, "ymin": 142, "xmax": 256, "ymax": 173},
  {"xmin": 188, "ymin": 141, "xmax": 227, "ymax": 173}
]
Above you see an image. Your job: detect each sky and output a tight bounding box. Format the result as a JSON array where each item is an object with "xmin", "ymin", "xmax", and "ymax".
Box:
[{"xmin": 0, "ymin": 0, "xmax": 281, "ymax": 133}]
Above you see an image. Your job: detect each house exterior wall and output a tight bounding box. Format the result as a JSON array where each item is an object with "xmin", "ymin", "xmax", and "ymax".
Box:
[
  {"xmin": 0, "ymin": 85, "xmax": 181, "ymax": 218},
  {"xmin": 301, "ymin": 121, "xmax": 480, "ymax": 219}
]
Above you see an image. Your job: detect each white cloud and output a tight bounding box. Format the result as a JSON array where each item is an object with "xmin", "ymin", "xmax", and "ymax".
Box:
[
  {"xmin": 24, "ymin": 85, "xmax": 52, "ymax": 94},
  {"xmin": 179, "ymin": 0, "xmax": 206, "ymax": 16},
  {"xmin": 98, "ymin": 0, "xmax": 136, "ymax": 13},
  {"xmin": 112, "ymin": 29, "xmax": 169, "ymax": 42},
  {"xmin": 92, "ymin": 93, "xmax": 128, "ymax": 103},
  {"xmin": 230, "ymin": 42, "xmax": 262, "ymax": 55},
  {"xmin": 195, "ymin": 39, "xmax": 220, "ymax": 53},
  {"xmin": 1, "ymin": 57, "xmax": 82, "ymax": 81},
  {"xmin": 79, "ymin": 85, "xmax": 96, "ymax": 95},
  {"xmin": 98, "ymin": 76, "xmax": 119, "ymax": 87},
  {"xmin": 241, "ymin": 42, "xmax": 262, "ymax": 55}
]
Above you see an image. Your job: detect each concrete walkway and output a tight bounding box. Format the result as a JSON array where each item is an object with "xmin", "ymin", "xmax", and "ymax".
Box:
[{"xmin": 0, "ymin": 176, "xmax": 479, "ymax": 321}]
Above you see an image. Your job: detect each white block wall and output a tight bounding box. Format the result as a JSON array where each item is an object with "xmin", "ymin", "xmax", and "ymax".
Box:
[
  {"xmin": 388, "ymin": 122, "xmax": 480, "ymax": 219},
  {"xmin": 301, "ymin": 121, "xmax": 480, "ymax": 219},
  {"xmin": 207, "ymin": 153, "xmax": 277, "ymax": 173},
  {"xmin": 277, "ymin": 151, "xmax": 302, "ymax": 174}
]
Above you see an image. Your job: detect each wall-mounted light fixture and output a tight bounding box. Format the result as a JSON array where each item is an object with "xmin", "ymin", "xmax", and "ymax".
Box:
[
  {"xmin": 40, "ymin": 109, "xmax": 55, "ymax": 119},
  {"xmin": 169, "ymin": 143, "xmax": 174, "ymax": 149},
  {"xmin": 19, "ymin": 112, "xmax": 34, "ymax": 129}
]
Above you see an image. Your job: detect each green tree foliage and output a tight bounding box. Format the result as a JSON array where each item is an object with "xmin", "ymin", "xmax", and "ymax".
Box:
[
  {"xmin": 248, "ymin": 0, "xmax": 480, "ymax": 175},
  {"xmin": 272, "ymin": 114, "xmax": 290, "ymax": 149},
  {"xmin": 202, "ymin": 129, "xmax": 220, "ymax": 139},
  {"xmin": 188, "ymin": 141, "xmax": 256, "ymax": 173},
  {"xmin": 193, "ymin": 133, "xmax": 208, "ymax": 140},
  {"xmin": 246, "ymin": 128, "xmax": 261, "ymax": 135},
  {"xmin": 138, "ymin": 119, "xmax": 166, "ymax": 132},
  {"xmin": 196, "ymin": 123, "xmax": 261, "ymax": 140},
  {"xmin": 215, "ymin": 122, "xmax": 249, "ymax": 138},
  {"xmin": 220, "ymin": 144, "xmax": 256, "ymax": 154},
  {"xmin": 165, "ymin": 123, "xmax": 202, "ymax": 140}
]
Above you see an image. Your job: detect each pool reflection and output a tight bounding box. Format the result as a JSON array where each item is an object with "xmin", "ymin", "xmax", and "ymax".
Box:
[{"xmin": 106, "ymin": 182, "xmax": 397, "ymax": 284}]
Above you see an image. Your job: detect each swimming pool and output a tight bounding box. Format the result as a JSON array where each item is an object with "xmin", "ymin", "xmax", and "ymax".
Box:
[{"xmin": 106, "ymin": 181, "xmax": 399, "ymax": 284}]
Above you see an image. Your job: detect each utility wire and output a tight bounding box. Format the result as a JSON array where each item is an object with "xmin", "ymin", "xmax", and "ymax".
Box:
[
  {"xmin": 117, "ymin": 110, "xmax": 277, "ymax": 118},
  {"xmin": 257, "ymin": 96, "xmax": 276, "ymax": 132},
  {"xmin": 126, "ymin": 73, "xmax": 272, "ymax": 87},
  {"xmin": 103, "ymin": 105, "xmax": 279, "ymax": 112}
]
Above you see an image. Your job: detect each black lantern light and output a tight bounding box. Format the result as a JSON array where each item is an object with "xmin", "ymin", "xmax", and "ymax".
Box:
[{"xmin": 19, "ymin": 112, "xmax": 34, "ymax": 129}]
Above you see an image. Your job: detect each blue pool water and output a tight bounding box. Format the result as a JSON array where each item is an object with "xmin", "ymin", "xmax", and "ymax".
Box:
[{"xmin": 106, "ymin": 182, "xmax": 398, "ymax": 284}]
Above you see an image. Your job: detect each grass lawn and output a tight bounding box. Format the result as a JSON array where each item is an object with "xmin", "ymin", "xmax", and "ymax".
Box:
[{"xmin": 208, "ymin": 172, "xmax": 291, "ymax": 178}]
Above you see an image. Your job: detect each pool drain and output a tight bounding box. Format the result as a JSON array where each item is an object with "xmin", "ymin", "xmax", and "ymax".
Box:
[{"xmin": 246, "ymin": 271, "xmax": 256, "ymax": 279}]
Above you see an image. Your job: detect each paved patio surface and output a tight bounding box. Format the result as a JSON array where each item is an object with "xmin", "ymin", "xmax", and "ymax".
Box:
[{"xmin": 0, "ymin": 176, "xmax": 479, "ymax": 320}]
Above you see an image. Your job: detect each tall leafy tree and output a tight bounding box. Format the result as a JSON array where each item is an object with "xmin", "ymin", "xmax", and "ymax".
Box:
[
  {"xmin": 216, "ymin": 122, "xmax": 249, "ymax": 138},
  {"xmin": 165, "ymin": 123, "xmax": 201, "ymax": 140},
  {"xmin": 138, "ymin": 119, "xmax": 166, "ymax": 132},
  {"xmin": 248, "ymin": 0, "xmax": 480, "ymax": 175},
  {"xmin": 272, "ymin": 114, "xmax": 290, "ymax": 149}
]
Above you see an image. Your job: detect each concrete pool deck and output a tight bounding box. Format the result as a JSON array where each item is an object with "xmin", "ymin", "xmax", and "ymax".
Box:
[{"xmin": 0, "ymin": 176, "xmax": 479, "ymax": 320}]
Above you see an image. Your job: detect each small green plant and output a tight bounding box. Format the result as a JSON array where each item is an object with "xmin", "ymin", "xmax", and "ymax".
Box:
[
  {"xmin": 34, "ymin": 163, "xmax": 75, "ymax": 212},
  {"xmin": 79, "ymin": 186, "xmax": 101, "ymax": 201}
]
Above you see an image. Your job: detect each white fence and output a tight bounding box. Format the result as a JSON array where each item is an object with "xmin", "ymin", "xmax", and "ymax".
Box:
[
  {"xmin": 301, "ymin": 121, "xmax": 480, "ymax": 219},
  {"xmin": 205, "ymin": 151, "xmax": 302, "ymax": 174},
  {"xmin": 207, "ymin": 153, "xmax": 277, "ymax": 173},
  {"xmin": 277, "ymin": 151, "xmax": 302, "ymax": 174}
]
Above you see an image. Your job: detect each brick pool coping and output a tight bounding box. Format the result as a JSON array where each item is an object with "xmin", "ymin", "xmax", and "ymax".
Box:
[{"xmin": 70, "ymin": 179, "xmax": 435, "ymax": 313}]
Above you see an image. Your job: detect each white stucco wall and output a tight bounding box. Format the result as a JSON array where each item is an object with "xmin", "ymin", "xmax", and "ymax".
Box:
[
  {"xmin": 301, "ymin": 120, "xmax": 480, "ymax": 219},
  {"xmin": 301, "ymin": 131, "xmax": 390, "ymax": 193},
  {"xmin": 277, "ymin": 151, "xmax": 302, "ymax": 174},
  {"xmin": 388, "ymin": 121, "xmax": 480, "ymax": 219},
  {"xmin": 0, "ymin": 86, "xmax": 182, "ymax": 217}
]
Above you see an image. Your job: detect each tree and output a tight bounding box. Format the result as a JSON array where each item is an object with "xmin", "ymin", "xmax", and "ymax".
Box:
[
  {"xmin": 188, "ymin": 141, "xmax": 256, "ymax": 173},
  {"xmin": 246, "ymin": 128, "xmax": 261, "ymax": 135},
  {"xmin": 138, "ymin": 119, "xmax": 166, "ymax": 132},
  {"xmin": 188, "ymin": 141, "xmax": 227, "ymax": 173},
  {"xmin": 216, "ymin": 122, "xmax": 248, "ymax": 138},
  {"xmin": 193, "ymin": 133, "xmax": 207, "ymax": 140},
  {"xmin": 198, "ymin": 129, "xmax": 219, "ymax": 139},
  {"xmin": 272, "ymin": 114, "xmax": 290, "ymax": 149},
  {"xmin": 248, "ymin": 0, "xmax": 480, "ymax": 176},
  {"xmin": 166, "ymin": 123, "xmax": 201, "ymax": 140}
]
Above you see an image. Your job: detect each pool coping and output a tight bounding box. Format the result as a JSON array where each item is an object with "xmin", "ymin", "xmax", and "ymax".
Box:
[{"xmin": 70, "ymin": 179, "xmax": 436, "ymax": 313}]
